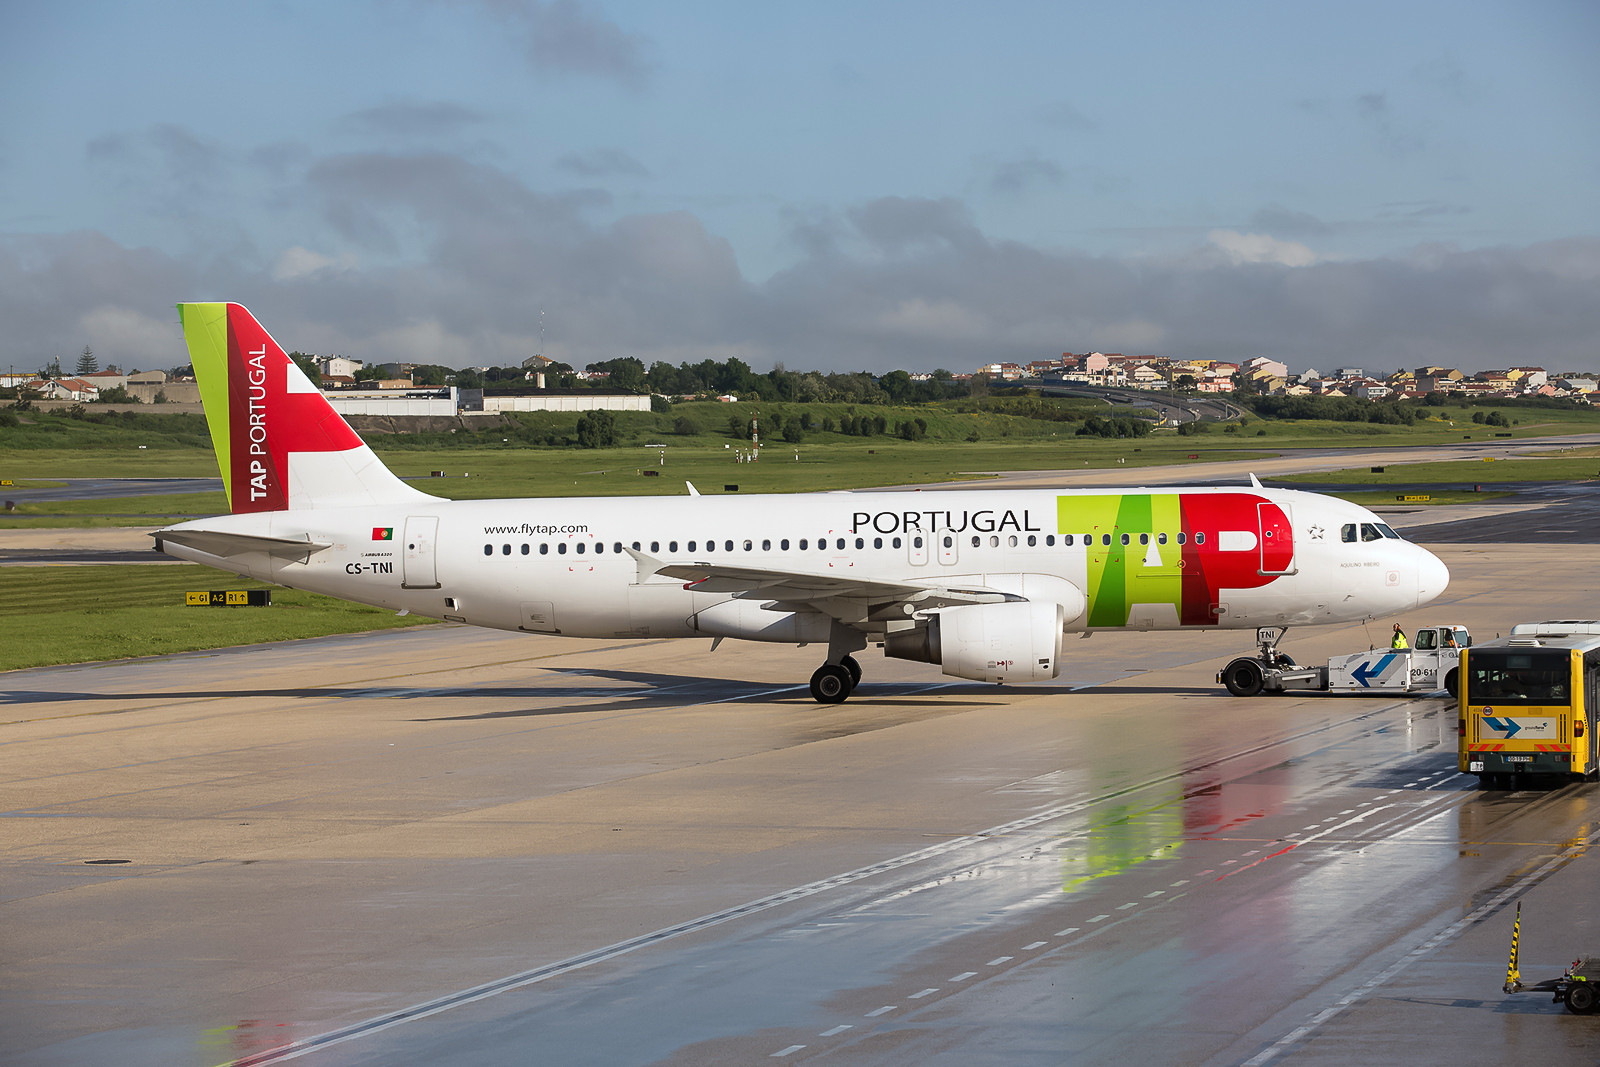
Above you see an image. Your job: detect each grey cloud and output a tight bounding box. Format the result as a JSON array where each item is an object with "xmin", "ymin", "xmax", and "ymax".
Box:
[
  {"xmin": 847, "ymin": 197, "xmax": 983, "ymax": 255},
  {"xmin": 1248, "ymin": 207, "xmax": 1334, "ymax": 238},
  {"xmin": 340, "ymin": 101, "xmax": 488, "ymax": 139},
  {"xmin": 554, "ymin": 147, "xmax": 650, "ymax": 178},
  {"xmin": 1037, "ymin": 100, "xmax": 1095, "ymax": 132},
  {"xmin": 475, "ymin": 0, "xmax": 654, "ymax": 90},
  {"xmin": 1378, "ymin": 200, "xmax": 1471, "ymax": 220},
  {"xmin": 86, "ymin": 123, "xmax": 228, "ymax": 201},
  {"xmin": 989, "ymin": 156, "xmax": 1065, "ymax": 195}
]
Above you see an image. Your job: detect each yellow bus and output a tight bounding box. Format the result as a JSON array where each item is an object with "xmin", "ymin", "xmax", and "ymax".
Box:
[{"xmin": 1459, "ymin": 622, "xmax": 1600, "ymax": 788}]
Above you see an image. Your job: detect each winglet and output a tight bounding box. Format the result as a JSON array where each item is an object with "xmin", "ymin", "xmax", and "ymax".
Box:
[
  {"xmin": 686, "ymin": 481, "xmax": 700, "ymax": 497},
  {"xmin": 623, "ymin": 545, "xmax": 666, "ymax": 584}
]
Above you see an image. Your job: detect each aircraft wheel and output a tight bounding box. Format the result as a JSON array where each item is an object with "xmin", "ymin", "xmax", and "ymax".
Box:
[
  {"xmin": 1566, "ymin": 981, "xmax": 1598, "ymax": 1015},
  {"xmin": 1221, "ymin": 658, "xmax": 1265, "ymax": 697},
  {"xmin": 1444, "ymin": 667, "xmax": 1459, "ymax": 698},
  {"xmin": 841, "ymin": 654, "xmax": 863, "ymax": 688},
  {"xmin": 810, "ymin": 664, "xmax": 853, "ymax": 704}
]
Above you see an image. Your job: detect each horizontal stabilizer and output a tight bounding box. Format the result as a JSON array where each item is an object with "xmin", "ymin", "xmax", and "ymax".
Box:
[{"xmin": 153, "ymin": 529, "xmax": 332, "ymax": 562}]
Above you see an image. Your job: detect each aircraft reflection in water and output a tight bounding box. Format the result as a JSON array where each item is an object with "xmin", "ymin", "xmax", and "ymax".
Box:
[{"xmin": 155, "ymin": 304, "xmax": 1448, "ymax": 701}]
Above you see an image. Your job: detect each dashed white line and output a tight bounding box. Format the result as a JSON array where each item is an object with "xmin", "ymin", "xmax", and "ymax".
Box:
[
  {"xmin": 1055, "ymin": 927, "xmax": 1080, "ymax": 936},
  {"xmin": 1243, "ymin": 850, "xmax": 1260, "ymax": 856},
  {"xmin": 1021, "ymin": 941, "xmax": 1048, "ymax": 951},
  {"xmin": 1116, "ymin": 902, "xmax": 1139, "ymax": 910},
  {"xmin": 819, "ymin": 1025, "xmax": 852, "ymax": 1037},
  {"xmin": 987, "ymin": 956, "xmax": 1014, "ymax": 966},
  {"xmin": 1145, "ymin": 890, "xmax": 1166, "ymax": 898},
  {"xmin": 772, "ymin": 1045, "xmax": 806, "ymax": 1057},
  {"xmin": 1087, "ymin": 913, "xmax": 1110, "ymax": 923},
  {"xmin": 950, "ymin": 971, "xmax": 977, "ymax": 982},
  {"xmin": 909, "ymin": 988, "xmax": 939, "ymax": 999},
  {"xmin": 865, "ymin": 1005, "xmax": 896, "ymax": 1017},
  {"xmin": 1170, "ymin": 880, "xmax": 1189, "ymax": 887}
]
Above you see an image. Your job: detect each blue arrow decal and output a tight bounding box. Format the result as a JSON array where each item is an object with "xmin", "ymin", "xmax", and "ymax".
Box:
[
  {"xmin": 1484, "ymin": 716, "xmax": 1522, "ymax": 738},
  {"xmin": 1350, "ymin": 653, "xmax": 1396, "ymax": 687}
]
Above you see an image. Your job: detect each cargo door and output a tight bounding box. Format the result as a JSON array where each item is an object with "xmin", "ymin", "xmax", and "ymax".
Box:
[
  {"xmin": 1257, "ymin": 502, "xmax": 1295, "ymax": 576},
  {"xmin": 520, "ymin": 601, "xmax": 558, "ymax": 633},
  {"xmin": 402, "ymin": 516, "xmax": 440, "ymax": 589}
]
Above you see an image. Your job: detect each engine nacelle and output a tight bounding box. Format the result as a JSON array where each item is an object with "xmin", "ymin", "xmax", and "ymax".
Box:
[
  {"xmin": 691, "ymin": 600, "xmax": 832, "ymax": 643},
  {"xmin": 886, "ymin": 601, "xmax": 1064, "ymax": 683}
]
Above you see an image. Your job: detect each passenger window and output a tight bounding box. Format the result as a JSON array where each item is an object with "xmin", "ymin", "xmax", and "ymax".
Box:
[
  {"xmin": 521, "ymin": 544, "xmax": 529, "ymax": 555},
  {"xmin": 595, "ymin": 543, "xmax": 605, "ymax": 554},
  {"xmin": 1360, "ymin": 523, "xmax": 1381, "ymax": 542},
  {"xmin": 669, "ymin": 540, "xmax": 678, "ymax": 552},
  {"xmin": 1120, "ymin": 534, "xmax": 1130, "ymax": 546},
  {"xmin": 836, "ymin": 538, "xmax": 845, "ymax": 550},
  {"xmin": 502, "ymin": 544, "xmax": 511, "ymax": 555},
  {"xmin": 687, "ymin": 541, "xmax": 696, "ymax": 552},
  {"xmin": 781, "ymin": 539, "xmax": 790, "ymax": 550},
  {"xmin": 892, "ymin": 537, "xmax": 902, "ymax": 548},
  {"xmin": 557, "ymin": 543, "xmax": 567, "ymax": 555},
  {"xmin": 1007, "ymin": 535, "xmax": 1017, "ymax": 547},
  {"xmin": 873, "ymin": 537, "xmax": 883, "ymax": 549},
  {"xmin": 541, "ymin": 544, "xmax": 549, "ymax": 555},
  {"xmin": 1341, "ymin": 524, "xmax": 1357, "ymax": 543},
  {"xmin": 632, "ymin": 541, "xmax": 641, "ymax": 551},
  {"xmin": 744, "ymin": 539, "xmax": 753, "ymax": 551},
  {"xmin": 1102, "ymin": 534, "xmax": 1111, "ymax": 546},
  {"xmin": 576, "ymin": 543, "xmax": 585, "ymax": 554},
  {"xmin": 483, "ymin": 544, "xmax": 492, "ymax": 556},
  {"xmin": 1139, "ymin": 533, "xmax": 1149, "ymax": 545},
  {"xmin": 651, "ymin": 541, "xmax": 660, "ymax": 553},
  {"xmin": 1027, "ymin": 535, "xmax": 1036, "ymax": 547},
  {"xmin": 763, "ymin": 539, "xmax": 772, "ymax": 551},
  {"xmin": 725, "ymin": 540, "xmax": 734, "ymax": 552},
  {"xmin": 1046, "ymin": 535, "xmax": 1055, "ymax": 546},
  {"xmin": 943, "ymin": 535, "xmax": 953, "ymax": 548},
  {"xmin": 1195, "ymin": 532, "xmax": 1206, "ymax": 545},
  {"xmin": 613, "ymin": 542, "xmax": 622, "ymax": 553},
  {"xmin": 1177, "ymin": 532, "xmax": 1187, "ymax": 545},
  {"xmin": 1063, "ymin": 535, "xmax": 1073, "ymax": 546},
  {"xmin": 799, "ymin": 539, "xmax": 808, "ymax": 550},
  {"xmin": 1158, "ymin": 532, "xmax": 1167, "ymax": 545},
  {"xmin": 855, "ymin": 537, "xmax": 864, "ymax": 549},
  {"xmin": 913, "ymin": 536, "xmax": 923, "ymax": 548}
]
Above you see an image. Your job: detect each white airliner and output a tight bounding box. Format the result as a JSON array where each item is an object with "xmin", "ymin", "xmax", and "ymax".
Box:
[{"xmin": 154, "ymin": 303, "xmax": 1449, "ymax": 702}]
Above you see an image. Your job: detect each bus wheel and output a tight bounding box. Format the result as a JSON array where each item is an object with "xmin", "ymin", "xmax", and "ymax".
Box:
[
  {"xmin": 1444, "ymin": 668, "xmax": 1459, "ymax": 698},
  {"xmin": 1222, "ymin": 658, "xmax": 1265, "ymax": 697},
  {"xmin": 1566, "ymin": 981, "xmax": 1598, "ymax": 1014}
]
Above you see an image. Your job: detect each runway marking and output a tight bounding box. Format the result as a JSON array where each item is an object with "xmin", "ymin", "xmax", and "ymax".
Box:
[
  {"xmin": 1021, "ymin": 941, "xmax": 1047, "ymax": 951},
  {"xmin": 909, "ymin": 988, "xmax": 939, "ymax": 999},
  {"xmin": 1086, "ymin": 913, "xmax": 1110, "ymax": 923},
  {"xmin": 1054, "ymin": 927, "xmax": 1079, "ymax": 936},
  {"xmin": 1116, "ymin": 902, "xmax": 1138, "ymax": 910},
  {"xmin": 1243, "ymin": 823, "xmax": 1600, "ymax": 1066},
  {"xmin": 1144, "ymin": 890, "xmax": 1165, "ymax": 898},
  {"xmin": 1169, "ymin": 880, "xmax": 1188, "ymax": 887},
  {"xmin": 771, "ymin": 1045, "xmax": 806, "ymax": 1057},
  {"xmin": 987, "ymin": 956, "xmax": 1013, "ymax": 966},
  {"xmin": 950, "ymin": 971, "xmax": 977, "ymax": 982},
  {"xmin": 865, "ymin": 1005, "xmax": 896, "ymax": 1017},
  {"xmin": 819, "ymin": 1025, "xmax": 852, "ymax": 1036}
]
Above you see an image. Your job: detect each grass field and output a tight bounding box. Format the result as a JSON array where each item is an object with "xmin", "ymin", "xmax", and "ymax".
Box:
[{"xmin": 0, "ymin": 565, "xmax": 435, "ymax": 672}]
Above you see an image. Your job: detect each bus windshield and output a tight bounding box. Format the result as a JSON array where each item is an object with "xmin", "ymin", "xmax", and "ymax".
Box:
[{"xmin": 1466, "ymin": 651, "xmax": 1571, "ymax": 706}]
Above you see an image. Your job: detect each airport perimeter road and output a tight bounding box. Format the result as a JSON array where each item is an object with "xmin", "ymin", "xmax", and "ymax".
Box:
[{"xmin": 5, "ymin": 545, "xmax": 1600, "ymax": 1066}]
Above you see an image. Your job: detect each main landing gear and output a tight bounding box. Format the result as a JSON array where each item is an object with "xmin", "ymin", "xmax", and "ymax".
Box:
[
  {"xmin": 809, "ymin": 655, "xmax": 862, "ymax": 703},
  {"xmin": 1220, "ymin": 626, "xmax": 1294, "ymax": 698},
  {"xmin": 810, "ymin": 623, "xmax": 868, "ymax": 704}
]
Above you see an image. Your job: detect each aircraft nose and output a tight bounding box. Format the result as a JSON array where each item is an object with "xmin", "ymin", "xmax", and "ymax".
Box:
[{"xmin": 1416, "ymin": 547, "xmax": 1449, "ymax": 606}]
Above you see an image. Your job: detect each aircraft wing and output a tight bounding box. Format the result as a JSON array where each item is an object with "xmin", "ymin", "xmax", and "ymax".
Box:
[
  {"xmin": 627, "ymin": 549, "xmax": 1018, "ymax": 616},
  {"xmin": 153, "ymin": 529, "xmax": 333, "ymax": 562}
]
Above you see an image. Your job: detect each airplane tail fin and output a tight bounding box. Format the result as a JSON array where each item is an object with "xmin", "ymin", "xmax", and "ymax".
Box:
[{"xmin": 176, "ymin": 302, "xmax": 434, "ymax": 514}]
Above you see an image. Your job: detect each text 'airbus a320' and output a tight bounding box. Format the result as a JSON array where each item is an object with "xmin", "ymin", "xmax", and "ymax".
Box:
[{"xmin": 154, "ymin": 303, "xmax": 1449, "ymax": 702}]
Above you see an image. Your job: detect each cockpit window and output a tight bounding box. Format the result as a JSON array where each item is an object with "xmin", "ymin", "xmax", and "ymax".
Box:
[
  {"xmin": 1375, "ymin": 523, "xmax": 1400, "ymax": 539},
  {"xmin": 1341, "ymin": 523, "xmax": 1357, "ymax": 543},
  {"xmin": 1360, "ymin": 523, "xmax": 1383, "ymax": 542}
]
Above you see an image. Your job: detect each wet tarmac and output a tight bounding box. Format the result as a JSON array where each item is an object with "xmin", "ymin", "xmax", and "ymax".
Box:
[{"xmin": 5, "ymin": 543, "xmax": 1600, "ymax": 1065}]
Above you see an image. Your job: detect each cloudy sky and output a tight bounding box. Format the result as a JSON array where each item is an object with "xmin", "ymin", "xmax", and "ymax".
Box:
[{"xmin": 2, "ymin": 0, "xmax": 1596, "ymax": 376}]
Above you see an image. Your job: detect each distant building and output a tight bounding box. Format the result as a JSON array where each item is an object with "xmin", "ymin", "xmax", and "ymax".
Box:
[{"xmin": 318, "ymin": 356, "xmax": 363, "ymax": 379}]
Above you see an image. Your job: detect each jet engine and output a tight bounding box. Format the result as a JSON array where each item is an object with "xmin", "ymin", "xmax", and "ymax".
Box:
[{"xmin": 885, "ymin": 600, "xmax": 1065, "ymax": 683}]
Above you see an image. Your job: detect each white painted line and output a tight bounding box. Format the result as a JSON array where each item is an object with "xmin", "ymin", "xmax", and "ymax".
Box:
[
  {"xmin": 1222, "ymin": 859, "xmax": 1237, "ymax": 865},
  {"xmin": 909, "ymin": 988, "xmax": 939, "ymax": 999},
  {"xmin": 1145, "ymin": 890, "xmax": 1165, "ymax": 898},
  {"xmin": 1198, "ymin": 869, "xmax": 1215, "ymax": 875},
  {"xmin": 1170, "ymin": 880, "xmax": 1189, "ymax": 887},
  {"xmin": 987, "ymin": 956, "xmax": 1014, "ymax": 966},
  {"xmin": 1243, "ymin": 850, "xmax": 1260, "ymax": 856},
  {"xmin": 865, "ymin": 1005, "xmax": 897, "ymax": 1017},
  {"xmin": 1054, "ymin": 927, "xmax": 1079, "ymax": 936},
  {"xmin": 819, "ymin": 1025, "xmax": 852, "ymax": 1037},
  {"xmin": 1086, "ymin": 913, "xmax": 1110, "ymax": 923},
  {"xmin": 1021, "ymin": 941, "xmax": 1047, "ymax": 950},
  {"xmin": 1116, "ymin": 902, "xmax": 1139, "ymax": 910},
  {"xmin": 772, "ymin": 1046, "xmax": 806, "ymax": 1057},
  {"xmin": 950, "ymin": 971, "xmax": 977, "ymax": 982},
  {"xmin": 1339, "ymin": 809, "xmax": 1355, "ymax": 815}
]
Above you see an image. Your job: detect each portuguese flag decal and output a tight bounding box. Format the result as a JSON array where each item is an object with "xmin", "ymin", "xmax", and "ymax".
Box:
[{"xmin": 372, "ymin": 527, "xmax": 394, "ymax": 541}]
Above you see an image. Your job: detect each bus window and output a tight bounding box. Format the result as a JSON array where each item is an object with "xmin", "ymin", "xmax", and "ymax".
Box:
[{"xmin": 1466, "ymin": 651, "xmax": 1570, "ymax": 706}]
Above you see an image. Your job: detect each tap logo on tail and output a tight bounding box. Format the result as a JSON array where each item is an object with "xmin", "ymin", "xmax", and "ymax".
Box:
[{"xmin": 178, "ymin": 303, "xmax": 363, "ymax": 513}]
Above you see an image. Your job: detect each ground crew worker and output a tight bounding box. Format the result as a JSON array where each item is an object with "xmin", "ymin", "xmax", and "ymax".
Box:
[{"xmin": 1391, "ymin": 624, "xmax": 1409, "ymax": 649}]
